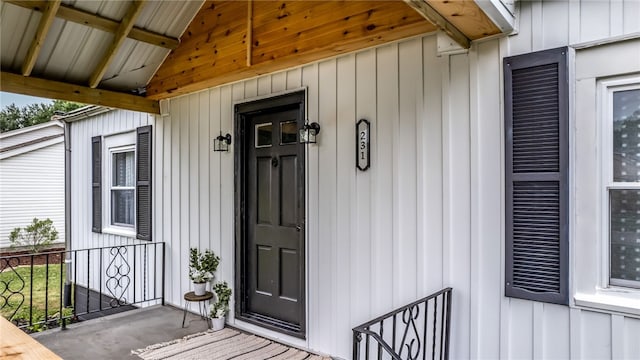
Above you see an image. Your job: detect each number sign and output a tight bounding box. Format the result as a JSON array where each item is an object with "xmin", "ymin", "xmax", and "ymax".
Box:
[{"xmin": 356, "ymin": 119, "xmax": 370, "ymax": 171}]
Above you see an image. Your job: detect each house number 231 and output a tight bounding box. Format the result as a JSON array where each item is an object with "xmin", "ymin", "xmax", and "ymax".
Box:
[{"xmin": 356, "ymin": 119, "xmax": 370, "ymax": 171}]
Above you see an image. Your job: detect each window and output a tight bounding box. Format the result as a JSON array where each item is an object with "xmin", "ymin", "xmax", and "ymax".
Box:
[
  {"xmin": 572, "ymin": 41, "xmax": 640, "ymax": 316},
  {"xmin": 110, "ymin": 148, "xmax": 135, "ymax": 228},
  {"xmin": 92, "ymin": 125, "xmax": 152, "ymax": 240},
  {"xmin": 255, "ymin": 123, "xmax": 272, "ymax": 148},
  {"xmin": 601, "ymin": 77, "xmax": 640, "ymax": 289}
]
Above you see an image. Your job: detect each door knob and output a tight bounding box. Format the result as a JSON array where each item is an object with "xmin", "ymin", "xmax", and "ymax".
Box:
[
  {"xmin": 296, "ymin": 225, "xmax": 301, "ymax": 232},
  {"xmin": 272, "ymin": 157, "xmax": 279, "ymax": 167}
]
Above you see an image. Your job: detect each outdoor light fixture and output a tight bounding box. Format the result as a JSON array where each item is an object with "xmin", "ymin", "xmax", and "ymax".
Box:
[
  {"xmin": 299, "ymin": 122, "xmax": 320, "ymax": 144},
  {"xmin": 214, "ymin": 133, "xmax": 232, "ymax": 152}
]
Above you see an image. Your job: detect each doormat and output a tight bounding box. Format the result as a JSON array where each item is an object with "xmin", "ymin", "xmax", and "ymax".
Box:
[{"xmin": 132, "ymin": 327, "xmax": 331, "ymax": 360}]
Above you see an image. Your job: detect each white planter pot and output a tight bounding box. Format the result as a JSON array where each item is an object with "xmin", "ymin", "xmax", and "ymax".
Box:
[
  {"xmin": 211, "ymin": 316, "xmax": 225, "ymax": 331},
  {"xmin": 193, "ymin": 282, "xmax": 206, "ymax": 296}
]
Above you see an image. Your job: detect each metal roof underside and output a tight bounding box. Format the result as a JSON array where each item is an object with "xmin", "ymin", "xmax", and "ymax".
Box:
[{"xmin": 0, "ymin": 0, "xmax": 204, "ymax": 94}]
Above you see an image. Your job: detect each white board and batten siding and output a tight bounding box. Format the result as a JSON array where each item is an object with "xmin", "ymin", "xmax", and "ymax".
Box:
[
  {"xmin": 0, "ymin": 121, "xmax": 65, "ymax": 249},
  {"xmin": 67, "ymin": 0, "xmax": 640, "ymax": 358},
  {"xmin": 150, "ymin": 38, "xmax": 451, "ymax": 358},
  {"xmin": 492, "ymin": 1, "xmax": 640, "ymax": 360},
  {"xmin": 68, "ymin": 109, "xmax": 157, "ymax": 307}
]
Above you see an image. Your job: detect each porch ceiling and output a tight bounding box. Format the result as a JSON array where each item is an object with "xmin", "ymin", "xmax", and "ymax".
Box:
[
  {"xmin": 0, "ymin": 0, "xmax": 204, "ymax": 113},
  {"xmin": 0, "ymin": 0, "xmax": 505, "ymax": 112}
]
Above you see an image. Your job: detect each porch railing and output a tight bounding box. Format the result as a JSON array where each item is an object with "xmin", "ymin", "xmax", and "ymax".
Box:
[
  {"xmin": 352, "ymin": 287, "xmax": 452, "ymax": 360},
  {"xmin": 0, "ymin": 242, "xmax": 164, "ymax": 331}
]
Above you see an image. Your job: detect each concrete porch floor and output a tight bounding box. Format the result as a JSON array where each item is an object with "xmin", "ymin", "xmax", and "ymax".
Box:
[{"xmin": 32, "ymin": 305, "xmax": 210, "ymax": 359}]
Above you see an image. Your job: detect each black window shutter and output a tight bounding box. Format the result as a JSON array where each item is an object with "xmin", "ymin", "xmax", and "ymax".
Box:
[
  {"xmin": 91, "ymin": 136, "xmax": 102, "ymax": 233},
  {"xmin": 504, "ymin": 47, "xmax": 569, "ymax": 305},
  {"xmin": 136, "ymin": 125, "xmax": 152, "ymax": 241}
]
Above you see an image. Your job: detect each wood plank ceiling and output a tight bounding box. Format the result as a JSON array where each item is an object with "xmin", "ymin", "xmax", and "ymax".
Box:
[
  {"xmin": 146, "ymin": 0, "xmax": 440, "ymax": 99},
  {"xmin": 1, "ymin": 0, "xmax": 504, "ymax": 112},
  {"xmin": 148, "ymin": 0, "xmax": 501, "ymax": 100}
]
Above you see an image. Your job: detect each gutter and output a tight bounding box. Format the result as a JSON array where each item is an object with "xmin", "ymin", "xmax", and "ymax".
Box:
[{"xmin": 58, "ymin": 105, "xmax": 113, "ymax": 123}]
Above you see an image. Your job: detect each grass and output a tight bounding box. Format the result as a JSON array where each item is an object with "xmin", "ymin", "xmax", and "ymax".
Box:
[{"xmin": 0, "ymin": 264, "xmax": 70, "ymax": 331}]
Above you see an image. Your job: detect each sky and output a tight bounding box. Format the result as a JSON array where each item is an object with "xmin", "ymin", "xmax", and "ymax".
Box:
[{"xmin": 0, "ymin": 91, "xmax": 52, "ymax": 110}]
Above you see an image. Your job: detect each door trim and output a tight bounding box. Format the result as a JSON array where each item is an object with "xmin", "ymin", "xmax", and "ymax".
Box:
[{"xmin": 234, "ymin": 90, "xmax": 307, "ymax": 339}]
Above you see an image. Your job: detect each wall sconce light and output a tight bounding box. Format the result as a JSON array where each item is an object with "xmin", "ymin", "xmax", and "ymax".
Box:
[
  {"xmin": 214, "ymin": 133, "xmax": 232, "ymax": 152},
  {"xmin": 299, "ymin": 122, "xmax": 320, "ymax": 144}
]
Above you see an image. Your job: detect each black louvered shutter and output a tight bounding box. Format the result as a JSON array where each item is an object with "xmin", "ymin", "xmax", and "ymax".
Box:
[
  {"xmin": 136, "ymin": 125, "xmax": 152, "ymax": 241},
  {"xmin": 504, "ymin": 47, "xmax": 569, "ymax": 305},
  {"xmin": 91, "ymin": 136, "xmax": 102, "ymax": 233}
]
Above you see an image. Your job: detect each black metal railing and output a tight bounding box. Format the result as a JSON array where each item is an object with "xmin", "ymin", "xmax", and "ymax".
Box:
[
  {"xmin": 0, "ymin": 242, "xmax": 164, "ymax": 332},
  {"xmin": 352, "ymin": 287, "xmax": 452, "ymax": 360}
]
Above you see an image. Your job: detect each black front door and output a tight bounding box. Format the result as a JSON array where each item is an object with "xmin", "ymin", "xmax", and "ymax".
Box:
[{"xmin": 235, "ymin": 91, "xmax": 305, "ymax": 338}]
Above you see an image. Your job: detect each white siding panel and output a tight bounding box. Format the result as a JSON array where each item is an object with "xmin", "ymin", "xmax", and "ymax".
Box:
[
  {"xmin": 223, "ymin": 84, "xmax": 241, "ymax": 308},
  {"xmin": 623, "ymin": 0, "xmax": 640, "ymax": 34},
  {"xmin": 316, "ymin": 59, "xmax": 337, "ymax": 352},
  {"xmin": 373, "ymin": 43, "xmax": 396, "ymax": 317},
  {"xmin": 397, "ymin": 39, "xmax": 420, "ymax": 306},
  {"xmin": 179, "ymin": 96, "xmax": 191, "ymax": 295},
  {"xmin": 0, "ymin": 142, "xmax": 65, "ymax": 248},
  {"xmin": 508, "ymin": 299, "xmax": 534, "ymax": 359},
  {"xmin": 624, "ymin": 317, "xmax": 640, "ymax": 359},
  {"xmin": 582, "ymin": 311, "xmax": 612, "ymax": 359},
  {"xmin": 470, "ymin": 39, "xmax": 502, "ymax": 360},
  {"xmin": 541, "ymin": 0, "xmax": 570, "ymax": 49},
  {"xmin": 198, "ymin": 91, "xmax": 210, "ymax": 254},
  {"xmin": 335, "ymin": 54, "xmax": 356, "ymax": 356},
  {"xmin": 208, "ymin": 87, "xmax": 221, "ymax": 284},
  {"xmin": 422, "ymin": 36, "xmax": 444, "ymax": 294},
  {"xmin": 352, "ymin": 49, "xmax": 374, "ymax": 330},
  {"xmin": 580, "ymin": 0, "xmax": 611, "ymax": 43},
  {"xmin": 445, "ymin": 53, "xmax": 472, "ymax": 360},
  {"xmin": 542, "ymin": 303, "xmax": 571, "ymax": 359},
  {"xmin": 302, "ymin": 62, "xmax": 320, "ymax": 350}
]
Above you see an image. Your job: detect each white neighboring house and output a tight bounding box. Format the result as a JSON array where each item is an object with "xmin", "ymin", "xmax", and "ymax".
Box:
[{"xmin": 0, "ymin": 120, "xmax": 65, "ymax": 249}]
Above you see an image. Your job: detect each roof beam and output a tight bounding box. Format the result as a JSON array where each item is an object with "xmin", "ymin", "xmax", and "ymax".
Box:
[
  {"xmin": 21, "ymin": 0, "xmax": 61, "ymax": 76},
  {"xmin": 4, "ymin": 0, "xmax": 179, "ymax": 49},
  {"xmin": 88, "ymin": 0, "xmax": 147, "ymax": 88},
  {"xmin": 403, "ymin": 0, "xmax": 470, "ymax": 49},
  {"xmin": 1, "ymin": 71, "xmax": 160, "ymax": 114}
]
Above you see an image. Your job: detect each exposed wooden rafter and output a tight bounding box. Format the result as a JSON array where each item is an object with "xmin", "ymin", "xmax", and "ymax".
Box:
[
  {"xmin": 403, "ymin": 0, "xmax": 470, "ymax": 49},
  {"xmin": 247, "ymin": 0, "xmax": 253, "ymax": 67},
  {"xmin": 4, "ymin": 0, "xmax": 179, "ymax": 50},
  {"xmin": 21, "ymin": 0, "xmax": 61, "ymax": 76},
  {"xmin": 88, "ymin": 0, "xmax": 147, "ymax": 89},
  {"xmin": 1, "ymin": 71, "xmax": 160, "ymax": 114}
]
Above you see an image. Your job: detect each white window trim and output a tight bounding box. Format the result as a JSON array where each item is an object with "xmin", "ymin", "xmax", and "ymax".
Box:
[
  {"xmin": 576, "ymin": 75, "xmax": 640, "ymax": 317},
  {"xmin": 102, "ymin": 131, "xmax": 136, "ymax": 238}
]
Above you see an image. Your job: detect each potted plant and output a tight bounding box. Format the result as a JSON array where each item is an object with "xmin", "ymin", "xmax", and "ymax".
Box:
[
  {"xmin": 210, "ymin": 281, "xmax": 232, "ymax": 331},
  {"xmin": 188, "ymin": 248, "xmax": 220, "ymax": 296}
]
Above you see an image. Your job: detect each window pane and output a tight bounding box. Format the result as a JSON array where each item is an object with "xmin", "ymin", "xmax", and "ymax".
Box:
[
  {"xmin": 613, "ymin": 89, "xmax": 640, "ymax": 182},
  {"xmin": 610, "ymin": 189, "xmax": 640, "ymax": 287},
  {"xmin": 280, "ymin": 121, "xmax": 297, "ymax": 144},
  {"xmin": 113, "ymin": 151, "xmax": 134, "ymax": 186},
  {"xmin": 256, "ymin": 123, "xmax": 272, "ymax": 148},
  {"xmin": 112, "ymin": 189, "xmax": 134, "ymax": 226}
]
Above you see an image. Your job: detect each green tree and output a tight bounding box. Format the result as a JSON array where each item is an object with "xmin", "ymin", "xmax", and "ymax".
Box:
[{"xmin": 0, "ymin": 100, "xmax": 83, "ymax": 132}]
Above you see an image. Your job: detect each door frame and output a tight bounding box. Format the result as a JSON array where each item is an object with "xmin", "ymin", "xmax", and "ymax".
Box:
[{"xmin": 234, "ymin": 90, "xmax": 307, "ymax": 339}]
